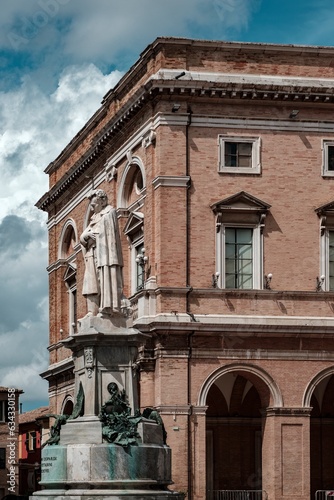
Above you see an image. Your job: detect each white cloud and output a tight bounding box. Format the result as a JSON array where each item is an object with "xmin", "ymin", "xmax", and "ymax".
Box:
[
  {"xmin": 0, "ymin": 348, "xmax": 49, "ymax": 403},
  {"xmin": 0, "ymin": 63, "xmax": 122, "ymax": 221},
  {"xmin": 62, "ymin": 0, "xmax": 257, "ymax": 62},
  {"xmin": 0, "ymin": 63, "xmax": 122, "ymax": 405},
  {"xmin": 0, "ymin": 0, "xmax": 258, "ymax": 68}
]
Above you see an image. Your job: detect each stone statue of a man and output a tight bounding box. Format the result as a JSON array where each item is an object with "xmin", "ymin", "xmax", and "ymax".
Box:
[{"xmin": 80, "ymin": 189, "xmax": 124, "ymax": 317}]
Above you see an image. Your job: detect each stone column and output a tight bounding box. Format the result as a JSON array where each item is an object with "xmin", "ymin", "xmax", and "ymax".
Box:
[{"xmin": 262, "ymin": 407, "xmax": 312, "ymax": 500}]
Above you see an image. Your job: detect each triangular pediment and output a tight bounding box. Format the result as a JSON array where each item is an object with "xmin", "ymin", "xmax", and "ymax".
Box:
[
  {"xmin": 315, "ymin": 200, "xmax": 334, "ymax": 216},
  {"xmin": 124, "ymin": 211, "xmax": 144, "ymax": 237},
  {"xmin": 211, "ymin": 191, "xmax": 271, "ymax": 214},
  {"xmin": 63, "ymin": 262, "xmax": 76, "ymax": 281}
]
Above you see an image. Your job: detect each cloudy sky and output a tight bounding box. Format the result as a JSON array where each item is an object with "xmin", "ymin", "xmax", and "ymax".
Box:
[{"xmin": 1, "ymin": 0, "xmax": 334, "ymax": 412}]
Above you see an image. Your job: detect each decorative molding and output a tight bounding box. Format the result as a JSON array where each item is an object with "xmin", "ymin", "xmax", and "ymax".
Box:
[
  {"xmin": 152, "ymin": 175, "xmax": 190, "ymax": 189},
  {"xmin": 265, "ymin": 407, "xmax": 312, "ymax": 417},
  {"xmin": 133, "ymin": 309, "xmax": 334, "ymax": 335},
  {"xmin": 152, "ymin": 68, "xmax": 334, "ymax": 91},
  {"xmin": 155, "ymin": 405, "xmax": 192, "ymax": 415},
  {"xmin": 84, "ymin": 347, "xmax": 94, "ymax": 379},
  {"xmin": 142, "ymin": 128, "xmax": 156, "ymax": 148},
  {"xmin": 198, "ymin": 362, "xmax": 283, "ymax": 407},
  {"xmin": 191, "ymin": 348, "xmax": 334, "ymax": 361},
  {"xmin": 40, "ymin": 358, "xmax": 74, "ymax": 381},
  {"xmin": 192, "ymin": 406, "xmax": 209, "ymax": 416},
  {"xmin": 117, "ymin": 155, "xmax": 146, "ymax": 209},
  {"xmin": 105, "ymin": 163, "xmax": 117, "ymax": 182}
]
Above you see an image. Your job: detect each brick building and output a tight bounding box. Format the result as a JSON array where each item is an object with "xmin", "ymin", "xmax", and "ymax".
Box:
[
  {"xmin": 37, "ymin": 37, "xmax": 334, "ymax": 499},
  {"xmin": 18, "ymin": 406, "xmax": 49, "ymax": 496}
]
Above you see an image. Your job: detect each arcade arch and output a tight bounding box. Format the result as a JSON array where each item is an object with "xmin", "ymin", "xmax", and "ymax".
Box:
[
  {"xmin": 304, "ymin": 367, "xmax": 334, "ymax": 496},
  {"xmin": 200, "ymin": 363, "xmax": 283, "ymax": 495}
]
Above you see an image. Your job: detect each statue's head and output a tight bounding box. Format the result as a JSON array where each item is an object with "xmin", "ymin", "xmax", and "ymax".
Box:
[
  {"xmin": 107, "ymin": 382, "xmax": 119, "ymax": 395},
  {"xmin": 88, "ymin": 189, "xmax": 108, "ymax": 213}
]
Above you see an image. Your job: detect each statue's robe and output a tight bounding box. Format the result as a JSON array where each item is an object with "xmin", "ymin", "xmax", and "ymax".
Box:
[{"xmin": 81, "ymin": 205, "xmax": 123, "ymax": 313}]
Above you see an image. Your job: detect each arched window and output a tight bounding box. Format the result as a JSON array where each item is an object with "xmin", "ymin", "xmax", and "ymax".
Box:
[
  {"xmin": 58, "ymin": 220, "xmax": 78, "ymax": 334},
  {"xmin": 58, "ymin": 219, "xmax": 78, "ymax": 259},
  {"xmin": 117, "ymin": 156, "xmax": 146, "ymax": 209}
]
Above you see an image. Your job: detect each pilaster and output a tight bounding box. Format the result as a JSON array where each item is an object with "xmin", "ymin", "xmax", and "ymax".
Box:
[{"xmin": 262, "ymin": 407, "xmax": 312, "ymax": 500}]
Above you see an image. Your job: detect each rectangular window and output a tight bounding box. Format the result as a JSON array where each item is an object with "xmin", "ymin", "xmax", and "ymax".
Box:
[
  {"xmin": 0, "ymin": 449, "xmax": 5, "ymax": 469},
  {"xmin": 27, "ymin": 431, "xmax": 37, "ymax": 451},
  {"xmin": 225, "ymin": 142, "xmax": 252, "ymax": 168},
  {"xmin": 0, "ymin": 401, "xmax": 8, "ymax": 422},
  {"xmin": 322, "ymin": 141, "xmax": 334, "ymax": 176},
  {"xmin": 219, "ymin": 135, "xmax": 261, "ymax": 174},
  {"xmin": 225, "ymin": 228, "xmax": 253, "ymax": 289},
  {"xmin": 70, "ymin": 287, "xmax": 77, "ymax": 334},
  {"xmin": 329, "ymin": 231, "xmax": 334, "ymax": 291},
  {"xmin": 328, "ymin": 146, "xmax": 334, "ymax": 171}
]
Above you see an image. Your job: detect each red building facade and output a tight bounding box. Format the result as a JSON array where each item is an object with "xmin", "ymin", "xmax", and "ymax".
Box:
[
  {"xmin": 18, "ymin": 407, "xmax": 49, "ymax": 496},
  {"xmin": 37, "ymin": 38, "xmax": 334, "ymax": 500}
]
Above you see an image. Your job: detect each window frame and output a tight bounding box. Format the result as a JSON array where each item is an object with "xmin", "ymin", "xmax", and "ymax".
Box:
[
  {"xmin": 217, "ymin": 223, "xmax": 262, "ymax": 289},
  {"xmin": 26, "ymin": 431, "xmax": 37, "ymax": 452},
  {"xmin": 322, "ymin": 140, "xmax": 334, "ymax": 177},
  {"xmin": 64, "ymin": 263, "xmax": 77, "ymax": 335},
  {"xmin": 218, "ymin": 135, "xmax": 261, "ymax": 174},
  {"xmin": 132, "ymin": 239, "xmax": 145, "ymax": 293},
  {"xmin": 0, "ymin": 401, "xmax": 8, "ymax": 423},
  {"xmin": 0, "ymin": 448, "xmax": 5, "ymax": 469},
  {"xmin": 123, "ymin": 211, "xmax": 145, "ymax": 296},
  {"xmin": 320, "ymin": 227, "xmax": 334, "ymax": 291}
]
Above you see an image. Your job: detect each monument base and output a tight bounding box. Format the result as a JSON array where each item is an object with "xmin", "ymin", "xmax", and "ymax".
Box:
[
  {"xmin": 33, "ymin": 489, "xmax": 184, "ymax": 500},
  {"xmin": 34, "ymin": 313, "xmax": 184, "ymax": 500},
  {"xmin": 34, "ymin": 441, "xmax": 184, "ymax": 500},
  {"xmin": 40, "ymin": 443, "xmax": 172, "ymax": 487}
]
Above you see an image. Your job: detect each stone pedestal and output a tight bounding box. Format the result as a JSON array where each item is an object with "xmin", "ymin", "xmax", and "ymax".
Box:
[{"xmin": 33, "ymin": 316, "xmax": 184, "ymax": 500}]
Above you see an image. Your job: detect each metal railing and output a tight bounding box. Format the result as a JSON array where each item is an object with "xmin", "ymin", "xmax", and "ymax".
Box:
[
  {"xmin": 209, "ymin": 491, "xmax": 267, "ymax": 500},
  {"xmin": 315, "ymin": 491, "xmax": 334, "ymax": 500}
]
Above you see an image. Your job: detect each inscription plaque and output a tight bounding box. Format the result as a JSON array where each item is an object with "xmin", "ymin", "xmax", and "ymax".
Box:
[{"xmin": 41, "ymin": 446, "xmax": 67, "ymax": 484}]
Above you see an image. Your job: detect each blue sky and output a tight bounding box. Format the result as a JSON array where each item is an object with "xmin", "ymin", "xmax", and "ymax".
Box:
[{"xmin": 1, "ymin": 0, "xmax": 334, "ymax": 413}]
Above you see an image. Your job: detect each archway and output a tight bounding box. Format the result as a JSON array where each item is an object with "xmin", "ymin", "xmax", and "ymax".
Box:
[
  {"xmin": 304, "ymin": 368, "xmax": 334, "ymax": 496},
  {"xmin": 200, "ymin": 364, "xmax": 282, "ymax": 496},
  {"xmin": 62, "ymin": 398, "xmax": 74, "ymax": 417}
]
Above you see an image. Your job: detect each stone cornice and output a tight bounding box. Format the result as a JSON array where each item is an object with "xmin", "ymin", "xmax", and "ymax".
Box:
[
  {"xmin": 150, "ymin": 68, "xmax": 334, "ymax": 95},
  {"xmin": 40, "ymin": 358, "xmax": 74, "ymax": 381},
  {"xmin": 133, "ymin": 306, "xmax": 334, "ymax": 335},
  {"xmin": 37, "ymin": 66, "xmax": 334, "ymax": 213},
  {"xmin": 147, "ymin": 37, "xmax": 334, "ymax": 57}
]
